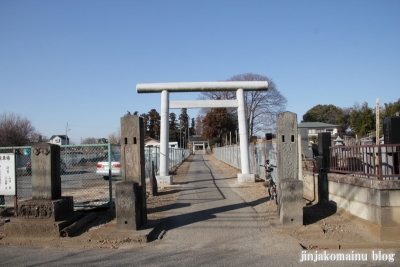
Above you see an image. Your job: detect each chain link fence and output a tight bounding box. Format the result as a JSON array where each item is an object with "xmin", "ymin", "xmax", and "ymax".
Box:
[
  {"xmin": 1, "ymin": 144, "xmax": 191, "ymax": 209},
  {"xmin": 60, "ymin": 144, "xmax": 119, "ymax": 209},
  {"xmin": 213, "ymin": 141, "xmax": 278, "ymax": 181},
  {"xmin": 0, "ymin": 144, "xmax": 116, "ymax": 209}
]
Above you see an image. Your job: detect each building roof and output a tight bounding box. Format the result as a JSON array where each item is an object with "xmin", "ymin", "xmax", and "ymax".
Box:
[
  {"xmin": 188, "ymin": 135, "xmax": 205, "ymax": 142},
  {"xmin": 298, "ymin": 122, "xmax": 338, "ymax": 128},
  {"xmin": 49, "ymin": 135, "xmax": 69, "ymax": 140},
  {"xmin": 144, "ymin": 137, "xmax": 160, "ymax": 144}
]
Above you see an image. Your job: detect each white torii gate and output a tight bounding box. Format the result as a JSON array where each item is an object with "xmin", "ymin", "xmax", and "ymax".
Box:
[{"xmin": 136, "ymin": 81, "xmax": 268, "ymax": 185}]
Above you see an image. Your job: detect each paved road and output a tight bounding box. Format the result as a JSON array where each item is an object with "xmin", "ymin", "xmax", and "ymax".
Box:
[
  {"xmin": 158, "ymin": 153, "xmax": 300, "ymax": 252},
  {"xmin": 1, "ymin": 153, "xmax": 398, "ymax": 266}
]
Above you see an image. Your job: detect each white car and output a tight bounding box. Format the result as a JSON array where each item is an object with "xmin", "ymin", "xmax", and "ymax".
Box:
[{"xmin": 96, "ymin": 153, "xmax": 121, "ymax": 180}]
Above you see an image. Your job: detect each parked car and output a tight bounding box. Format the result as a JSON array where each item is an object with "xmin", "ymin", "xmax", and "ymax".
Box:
[
  {"xmin": 26, "ymin": 160, "xmax": 67, "ymax": 175},
  {"xmin": 96, "ymin": 153, "xmax": 122, "ymax": 180}
]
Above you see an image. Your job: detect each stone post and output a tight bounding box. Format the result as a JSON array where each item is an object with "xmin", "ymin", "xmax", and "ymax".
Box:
[
  {"xmin": 277, "ymin": 111, "xmax": 299, "ymax": 182},
  {"xmin": 5, "ymin": 143, "xmax": 75, "ymax": 238},
  {"xmin": 150, "ymin": 161, "xmax": 158, "ymax": 196},
  {"xmin": 318, "ymin": 132, "xmax": 331, "ymax": 170},
  {"xmin": 276, "ymin": 111, "xmax": 303, "ymax": 226},
  {"xmin": 115, "ymin": 181, "xmax": 140, "ymax": 230},
  {"xmin": 31, "ymin": 144, "xmax": 61, "ymax": 200},
  {"xmin": 116, "ymin": 114, "xmax": 147, "ymax": 230},
  {"xmin": 383, "ymin": 117, "xmax": 400, "ymax": 179}
]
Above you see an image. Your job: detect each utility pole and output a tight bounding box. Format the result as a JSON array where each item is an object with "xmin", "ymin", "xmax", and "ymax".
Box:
[
  {"xmin": 376, "ymin": 98, "xmax": 380, "ymax": 145},
  {"xmin": 65, "ymin": 122, "xmax": 71, "ymax": 145}
]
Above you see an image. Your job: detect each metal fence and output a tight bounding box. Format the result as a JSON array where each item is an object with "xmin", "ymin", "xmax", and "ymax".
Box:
[
  {"xmin": 1, "ymin": 144, "xmax": 191, "ymax": 209},
  {"xmin": 213, "ymin": 141, "xmax": 278, "ymax": 181},
  {"xmin": 329, "ymin": 144, "xmax": 400, "ymax": 180},
  {"xmin": 144, "ymin": 146, "xmax": 192, "ymax": 178}
]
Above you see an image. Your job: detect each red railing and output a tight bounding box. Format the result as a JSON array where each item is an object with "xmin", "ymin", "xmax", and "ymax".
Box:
[{"xmin": 329, "ymin": 144, "xmax": 400, "ymax": 180}]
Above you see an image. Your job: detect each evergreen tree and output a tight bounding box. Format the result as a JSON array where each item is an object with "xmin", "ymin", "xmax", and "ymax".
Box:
[
  {"xmin": 179, "ymin": 108, "xmax": 189, "ymax": 147},
  {"xmin": 190, "ymin": 118, "xmax": 195, "ymax": 135},
  {"xmin": 202, "ymin": 107, "xmax": 236, "ymax": 146},
  {"xmin": 169, "ymin": 112, "xmax": 179, "ymax": 142},
  {"xmin": 302, "ymin": 104, "xmax": 342, "ymax": 124},
  {"xmin": 140, "ymin": 112, "xmax": 150, "ymax": 138},
  {"xmin": 148, "ymin": 109, "xmax": 160, "ymax": 139},
  {"xmin": 382, "ymin": 98, "xmax": 400, "ymax": 117},
  {"xmin": 350, "ymin": 102, "xmax": 375, "ymax": 137}
]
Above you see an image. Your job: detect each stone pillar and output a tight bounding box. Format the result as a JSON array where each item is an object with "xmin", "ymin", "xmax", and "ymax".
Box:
[
  {"xmin": 117, "ymin": 114, "xmax": 147, "ymax": 229},
  {"xmin": 383, "ymin": 117, "xmax": 400, "ymax": 177},
  {"xmin": 277, "ymin": 111, "xmax": 299, "ymax": 183},
  {"xmin": 150, "ymin": 161, "xmax": 158, "ymax": 196},
  {"xmin": 31, "ymin": 144, "xmax": 61, "ymax": 200},
  {"xmin": 5, "ymin": 143, "xmax": 75, "ymax": 238},
  {"xmin": 318, "ymin": 132, "xmax": 331, "ymax": 170},
  {"xmin": 276, "ymin": 112, "xmax": 303, "ymax": 226},
  {"xmin": 237, "ymin": 88, "xmax": 255, "ymax": 182},
  {"xmin": 158, "ymin": 90, "xmax": 173, "ymax": 184},
  {"xmin": 383, "ymin": 116, "xmax": 400, "ymax": 144}
]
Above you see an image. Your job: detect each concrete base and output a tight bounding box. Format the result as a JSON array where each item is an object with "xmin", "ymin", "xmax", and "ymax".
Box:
[
  {"xmin": 278, "ymin": 178, "xmax": 303, "ymax": 226},
  {"xmin": 115, "ymin": 181, "xmax": 140, "ymax": 231},
  {"xmin": 237, "ymin": 173, "xmax": 256, "ymax": 183},
  {"xmin": 18, "ymin": 197, "xmax": 74, "ymax": 222},
  {"xmin": 90, "ymin": 220, "xmax": 161, "ymax": 243},
  {"xmin": 5, "ymin": 212, "xmax": 83, "ymax": 238},
  {"xmin": 156, "ymin": 175, "xmax": 173, "ymax": 185}
]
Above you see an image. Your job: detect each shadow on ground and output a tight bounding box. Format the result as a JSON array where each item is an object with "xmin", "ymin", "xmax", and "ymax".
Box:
[{"xmin": 303, "ymin": 202, "xmax": 337, "ymax": 225}]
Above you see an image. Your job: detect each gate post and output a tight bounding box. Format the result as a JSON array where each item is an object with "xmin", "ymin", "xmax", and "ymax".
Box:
[
  {"xmin": 158, "ymin": 89, "xmax": 173, "ymax": 185},
  {"xmin": 116, "ymin": 114, "xmax": 148, "ymax": 230},
  {"xmin": 237, "ymin": 88, "xmax": 255, "ymax": 182},
  {"xmin": 5, "ymin": 143, "xmax": 75, "ymax": 238},
  {"xmin": 276, "ymin": 111, "xmax": 303, "ymax": 226}
]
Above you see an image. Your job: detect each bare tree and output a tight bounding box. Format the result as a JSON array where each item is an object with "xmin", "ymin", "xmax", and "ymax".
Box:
[
  {"xmin": 0, "ymin": 112, "xmax": 39, "ymax": 146},
  {"xmin": 199, "ymin": 73, "xmax": 287, "ymax": 139},
  {"xmin": 195, "ymin": 114, "xmax": 204, "ymax": 135},
  {"xmin": 108, "ymin": 128, "xmax": 121, "ymax": 144},
  {"xmin": 81, "ymin": 137, "xmax": 98, "ymax": 144}
]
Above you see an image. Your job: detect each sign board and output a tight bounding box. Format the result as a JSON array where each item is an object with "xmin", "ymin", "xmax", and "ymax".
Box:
[{"xmin": 0, "ymin": 153, "xmax": 16, "ymax": 195}]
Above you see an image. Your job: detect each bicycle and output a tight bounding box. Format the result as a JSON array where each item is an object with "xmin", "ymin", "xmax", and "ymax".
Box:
[{"xmin": 260, "ymin": 160, "xmax": 278, "ymax": 204}]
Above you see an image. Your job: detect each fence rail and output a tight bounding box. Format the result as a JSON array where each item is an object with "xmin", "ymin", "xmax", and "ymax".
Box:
[
  {"xmin": 1, "ymin": 144, "xmax": 191, "ymax": 209},
  {"xmin": 329, "ymin": 144, "xmax": 400, "ymax": 180}
]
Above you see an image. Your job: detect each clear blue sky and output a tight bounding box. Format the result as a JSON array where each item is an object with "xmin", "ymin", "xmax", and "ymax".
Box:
[{"xmin": 1, "ymin": 0, "xmax": 399, "ymax": 144}]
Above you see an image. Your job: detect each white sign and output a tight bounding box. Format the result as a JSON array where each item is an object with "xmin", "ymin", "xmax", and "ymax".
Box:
[{"xmin": 0, "ymin": 153, "xmax": 16, "ymax": 195}]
